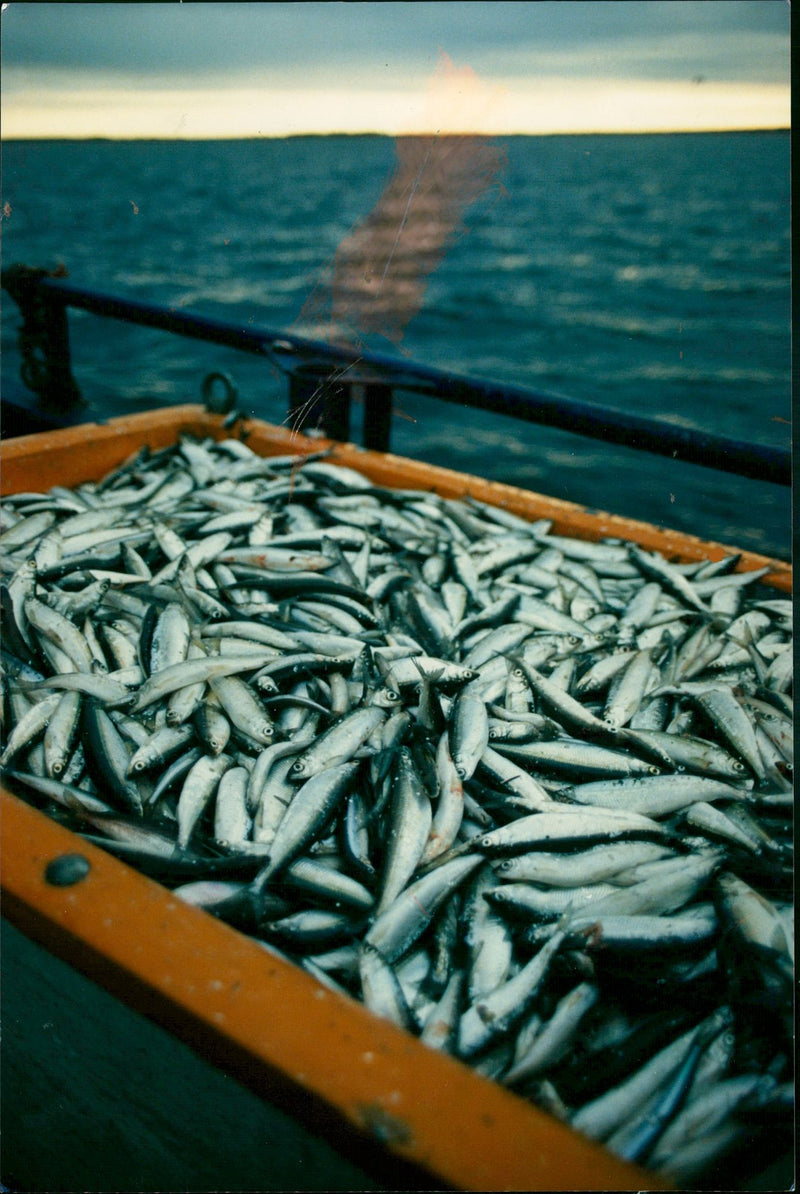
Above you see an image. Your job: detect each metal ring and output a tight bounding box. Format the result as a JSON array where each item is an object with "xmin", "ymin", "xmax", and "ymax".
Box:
[{"xmin": 201, "ymin": 371, "xmax": 238, "ymax": 414}]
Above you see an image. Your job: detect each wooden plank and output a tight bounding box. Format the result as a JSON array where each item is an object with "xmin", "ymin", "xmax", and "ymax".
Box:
[{"xmin": 0, "ymin": 791, "xmax": 666, "ymax": 1193}]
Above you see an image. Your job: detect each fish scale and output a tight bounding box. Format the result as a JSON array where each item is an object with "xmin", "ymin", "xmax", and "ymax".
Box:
[{"xmin": 0, "ymin": 434, "xmax": 792, "ymax": 1186}]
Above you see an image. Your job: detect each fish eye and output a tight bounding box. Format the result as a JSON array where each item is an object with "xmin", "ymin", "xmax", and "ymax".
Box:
[
  {"xmin": 290, "ymin": 760, "xmax": 305, "ymax": 773},
  {"xmin": 732, "ymin": 760, "xmax": 745, "ymax": 772},
  {"xmin": 648, "ymin": 765, "xmax": 661, "ymax": 775},
  {"xmin": 133, "ymin": 760, "xmax": 146, "ymax": 772}
]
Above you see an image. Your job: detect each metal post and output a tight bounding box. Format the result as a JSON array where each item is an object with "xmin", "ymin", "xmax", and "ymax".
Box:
[
  {"xmin": 321, "ymin": 378, "xmax": 352, "ymax": 443},
  {"xmin": 361, "ymin": 383, "xmax": 393, "ymax": 452},
  {"xmin": 3, "ymin": 265, "xmax": 84, "ymax": 408},
  {"xmin": 287, "ymin": 369, "xmax": 325, "ymax": 435},
  {"xmin": 288, "ymin": 366, "xmax": 351, "ymax": 442}
]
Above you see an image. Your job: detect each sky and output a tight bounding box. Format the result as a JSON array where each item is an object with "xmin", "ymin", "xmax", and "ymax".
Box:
[{"xmin": 0, "ymin": 1, "xmax": 791, "ymax": 138}]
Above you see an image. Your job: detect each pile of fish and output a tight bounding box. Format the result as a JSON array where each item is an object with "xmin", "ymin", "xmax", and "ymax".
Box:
[{"xmin": 0, "ymin": 434, "xmax": 793, "ymax": 1185}]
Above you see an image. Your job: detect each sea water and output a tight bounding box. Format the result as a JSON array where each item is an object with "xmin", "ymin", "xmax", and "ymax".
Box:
[{"xmin": 0, "ymin": 132, "xmax": 790, "ymax": 558}]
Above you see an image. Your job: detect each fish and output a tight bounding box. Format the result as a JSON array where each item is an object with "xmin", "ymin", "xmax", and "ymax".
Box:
[{"xmin": 0, "ymin": 432, "xmax": 792, "ymax": 1185}]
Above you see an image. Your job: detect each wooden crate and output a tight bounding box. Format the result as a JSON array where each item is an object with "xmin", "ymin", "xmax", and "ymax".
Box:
[{"xmin": 1, "ymin": 408, "xmax": 791, "ymax": 1191}]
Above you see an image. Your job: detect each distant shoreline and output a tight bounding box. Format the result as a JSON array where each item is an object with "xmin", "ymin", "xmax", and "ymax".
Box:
[{"xmin": 1, "ymin": 127, "xmax": 789, "ymax": 144}]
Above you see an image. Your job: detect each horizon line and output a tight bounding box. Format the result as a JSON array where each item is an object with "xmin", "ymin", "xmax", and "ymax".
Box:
[{"xmin": 1, "ymin": 126, "xmax": 789, "ymax": 143}]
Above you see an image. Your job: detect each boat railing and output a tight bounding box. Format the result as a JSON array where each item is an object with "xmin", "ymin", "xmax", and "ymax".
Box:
[{"xmin": 1, "ymin": 263, "xmax": 790, "ymax": 485}]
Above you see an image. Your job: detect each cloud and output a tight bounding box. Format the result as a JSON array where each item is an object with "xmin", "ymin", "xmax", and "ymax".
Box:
[
  {"xmin": 1, "ymin": 0, "xmax": 790, "ymax": 84},
  {"xmin": 485, "ymin": 29, "xmax": 789, "ymax": 84},
  {"xmin": 1, "ymin": 0, "xmax": 789, "ymax": 137}
]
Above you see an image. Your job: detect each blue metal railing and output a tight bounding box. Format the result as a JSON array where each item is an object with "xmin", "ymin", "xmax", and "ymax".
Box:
[{"xmin": 1, "ymin": 264, "xmax": 791, "ymax": 486}]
